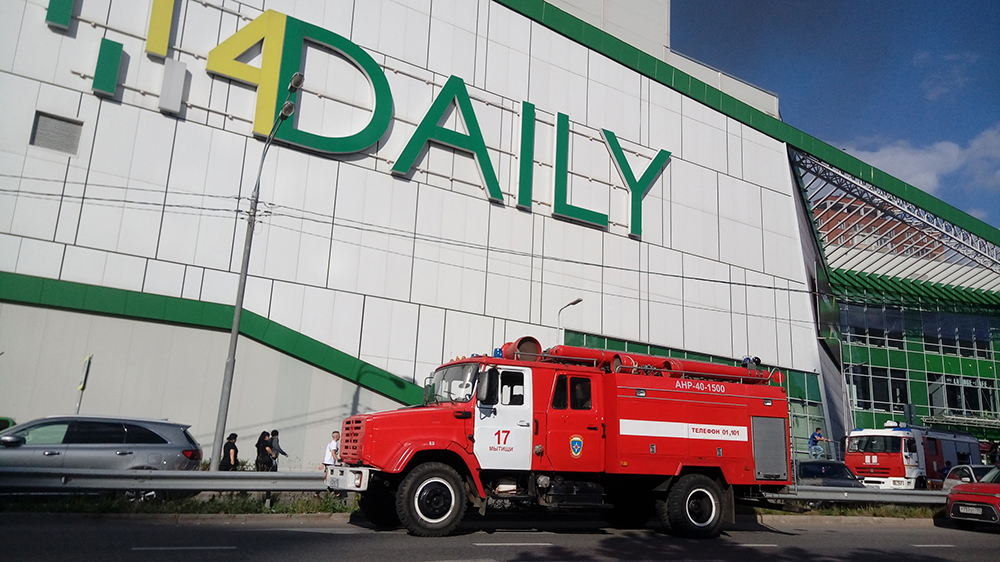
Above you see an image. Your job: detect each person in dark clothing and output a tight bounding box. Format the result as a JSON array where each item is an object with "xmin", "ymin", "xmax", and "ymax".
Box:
[
  {"xmin": 268, "ymin": 429, "xmax": 289, "ymax": 471},
  {"xmin": 219, "ymin": 433, "xmax": 239, "ymax": 471},
  {"xmin": 254, "ymin": 431, "xmax": 274, "ymax": 472}
]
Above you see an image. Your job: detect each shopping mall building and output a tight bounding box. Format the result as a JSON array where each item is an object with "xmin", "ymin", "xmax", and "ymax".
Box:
[{"xmin": 2, "ymin": 0, "xmax": 998, "ymax": 468}]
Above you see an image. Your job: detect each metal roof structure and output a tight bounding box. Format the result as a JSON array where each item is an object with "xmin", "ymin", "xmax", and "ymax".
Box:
[{"xmin": 792, "ymin": 149, "xmax": 1000, "ymax": 296}]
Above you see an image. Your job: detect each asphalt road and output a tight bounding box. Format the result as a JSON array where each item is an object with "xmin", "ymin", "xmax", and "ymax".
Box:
[{"xmin": 2, "ymin": 511, "xmax": 998, "ymax": 562}]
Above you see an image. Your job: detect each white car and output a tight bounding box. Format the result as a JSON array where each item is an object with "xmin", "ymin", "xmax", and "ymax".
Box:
[{"xmin": 942, "ymin": 464, "xmax": 996, "ymax": 492}]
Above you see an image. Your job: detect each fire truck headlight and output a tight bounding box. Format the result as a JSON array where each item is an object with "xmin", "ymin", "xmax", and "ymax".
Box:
[
  {"xmin": 354, "ymin": 471, "xmax": 363, "ymax": 488},
  {"xmin": 763, "ymin": 399, "xmax": 772, "ymax": 406}
]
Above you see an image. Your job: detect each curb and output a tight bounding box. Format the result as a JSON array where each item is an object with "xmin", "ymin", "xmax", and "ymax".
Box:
[{"xmin": 754, "ymin": 514, "xmax": 937, "ymax": 526}]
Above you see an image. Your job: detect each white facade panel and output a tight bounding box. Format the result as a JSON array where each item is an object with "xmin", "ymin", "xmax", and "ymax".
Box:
[{"xmin": 0, "ymin": 0, "xmax": 826, "ymax": 450}]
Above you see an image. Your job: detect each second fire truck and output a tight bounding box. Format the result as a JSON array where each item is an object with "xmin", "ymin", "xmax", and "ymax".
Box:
[
  {"xmin": 845, "ymin": 422, "xmax": 982, "ymax": 489},
  {"xmin": 327, "ymin": 336, "xmax": 792, "ymax": 538}
]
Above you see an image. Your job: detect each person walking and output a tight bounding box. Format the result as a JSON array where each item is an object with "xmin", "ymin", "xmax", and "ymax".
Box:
[
  {"xmin": 268, "ymin": 429, "xmax": 289, "ymax": 471},
  {"xmin": 809, "ymin": 427, "xmax": 830, "ymax": 459},
  {"xmin": 219, "ymin": 433, "xmax": 239, "ymax": 471},
  {"xmin": 254, "ymin": 431, "xmax": 275, "ymax": 471}
]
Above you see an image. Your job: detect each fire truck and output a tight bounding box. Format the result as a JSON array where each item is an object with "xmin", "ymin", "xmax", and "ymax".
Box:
[
  {"xmin": 326, "ymin": 337, "xmax": 792, "ymax": 538},
  {"xmin": 844, "ymin": 422, "xmax": 982, "ymax": 490}
]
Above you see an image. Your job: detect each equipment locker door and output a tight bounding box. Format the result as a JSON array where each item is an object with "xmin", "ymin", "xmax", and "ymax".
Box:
[
  {"xmin": 474, "ymin": 367, "xmax": 533, "ymax": 470},
  {"xmin": 546, "ymin": 372, "xmax": 604, "ymax": 472}
]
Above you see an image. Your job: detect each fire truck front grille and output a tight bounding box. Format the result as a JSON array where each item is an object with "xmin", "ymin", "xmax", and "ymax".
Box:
[
  {"xmin": 854, "ymin": 466, "xmax": 891, "ymax": 477},
  {"xmin": 340, "ymin": 417, "xmax": 364, "ymax": 464}
]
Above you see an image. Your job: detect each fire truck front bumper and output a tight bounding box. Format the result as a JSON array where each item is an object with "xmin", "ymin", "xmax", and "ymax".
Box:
[{"xmin": 325, "ymin": 466, "xmax": 372, "ymax": 492}]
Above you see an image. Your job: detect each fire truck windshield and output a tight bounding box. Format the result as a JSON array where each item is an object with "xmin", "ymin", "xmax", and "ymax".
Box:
[
  {"xmin": 848, "ymin": 435, "xmax": 902, "ymax": 454},
  {"xmin": 425, "ymin": 364, "xmax": 478, "ymax": 404}
]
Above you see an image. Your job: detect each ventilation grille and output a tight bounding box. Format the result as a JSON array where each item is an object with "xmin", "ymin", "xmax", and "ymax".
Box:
[
  {"xmin": 30, "ymin": 112, "xmax": 82, "ymax": 155},
  {"xmin": 751, "ymin": 416, "xmax": 789, "ymax": 480}
]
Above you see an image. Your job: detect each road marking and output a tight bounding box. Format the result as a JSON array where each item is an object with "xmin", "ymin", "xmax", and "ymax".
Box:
[
  {"xmin": 474, "ymin": 542, "xmax": 553, "ymax": 546},
  {"xmin": 739, "ymin": 544, "xmax": 778, "ymax": 547},
  {"xmin": 131, "ymin": 546, "xmax": 237, "ymax": 551},
  {"xmin": 913, "ymin": 545, "xmax": 955, "ymax": 548}
]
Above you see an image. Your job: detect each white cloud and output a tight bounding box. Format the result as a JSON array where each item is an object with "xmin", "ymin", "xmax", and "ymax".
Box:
[
  {"xmin": 912, "ymin": 51, "xmax": 979, "ymax": 101},
  {"xmin": 843, "ymin": 122, "xmax": 1000, "ymax": 195}
]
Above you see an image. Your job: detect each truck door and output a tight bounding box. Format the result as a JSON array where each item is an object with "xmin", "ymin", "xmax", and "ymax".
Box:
[
  {"xmin": 546, "ymin": 372, "xmax": 604, "ymax": 472},
  {"xmin": 474, "ymin": 367, "xmax": 532, "ymax": 470}
]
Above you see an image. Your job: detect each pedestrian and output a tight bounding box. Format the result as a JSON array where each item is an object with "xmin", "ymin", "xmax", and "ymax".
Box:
[
  {"xmin": 219, "ymin": 433, "xmax": 239, "ymax": 471},
  {"xmin": 254, "ymin": 431, "xmax": 275, "ymax": 471},
  {"xmin": 940, "ymin": 460, "xmax": 952, "ymax": 479},
  {"xmin": 808, "ymin": 427, "xmax": 830, "ymax": 459},
  {"xmin": 324, "ymin": 430, "xmax": 341, "ymax": 468},
  {"xmin": 269, "ymin": 428, "xmax": 289, "ymax": 471}
]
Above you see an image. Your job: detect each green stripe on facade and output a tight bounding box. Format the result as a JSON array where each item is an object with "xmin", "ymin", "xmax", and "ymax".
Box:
[
  {"xmin": 0, "ymin": 271, "xmax": 423, "ymax": 406},
  {"xmin": 92, "ymin": 38, "xmax": 123, "ymax": 97},
  {"xmin": 493, "ymin": 0, "xmax": 1000, "ymax": 248}
]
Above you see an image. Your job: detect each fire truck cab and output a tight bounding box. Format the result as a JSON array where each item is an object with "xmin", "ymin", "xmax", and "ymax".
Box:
[
  {"xmin": 327, "ymin": 337, "xmax": 792, "ymax": 538},
  {"xmin": 845, "ymin": 422, "xmax": 982, "ymax": 490}
]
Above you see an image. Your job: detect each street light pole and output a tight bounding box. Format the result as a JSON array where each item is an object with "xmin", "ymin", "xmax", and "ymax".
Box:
[
  {"xmin": 209, "ymin": 73, "xmax": 304, "ymax": 471},
  {"xmin": 557, "ymin": 297, "xmax": 583, "ymax": 345}
]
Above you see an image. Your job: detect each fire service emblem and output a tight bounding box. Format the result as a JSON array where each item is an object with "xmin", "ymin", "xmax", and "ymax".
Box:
[{"xmin": 570, "ymin": 435, "xmax": 584, "ymax": 458}]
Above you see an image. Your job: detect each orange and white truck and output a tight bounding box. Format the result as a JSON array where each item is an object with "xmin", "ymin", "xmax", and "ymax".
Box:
[
  {"xmin": 326, "ymin": 337, "xmax": 792, "ymax": 538},
  {"xmin": 845, "ymin": 421, "xmax": 982, "ymax": 490}
]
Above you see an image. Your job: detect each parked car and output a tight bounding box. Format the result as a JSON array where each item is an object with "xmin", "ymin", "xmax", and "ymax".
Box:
[
  {"xmin": 0, "ymin": 415, "xmax": 202, "ymax": 472},
  {"xmin": 797, "ymin": 459, "xmax": 866, "ymax": 488},
  {"xmin": 942, "ymin": 464, "xmax": 995, "ymax": 492},
  {"xmin": 947, "ymin": 465, "xmax": 1000, "ymax": 531}
]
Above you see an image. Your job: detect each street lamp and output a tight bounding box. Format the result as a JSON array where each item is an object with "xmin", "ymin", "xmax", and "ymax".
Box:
[
  {"xmin": 557, "ymin": 297, "xmax": 583, "ymax": 344},
  {"xmin": 209, "ymin": 72, "xmax": 304, "ymax": 471}
]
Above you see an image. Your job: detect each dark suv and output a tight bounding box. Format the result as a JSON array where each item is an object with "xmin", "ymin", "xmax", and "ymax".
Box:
[{"xmin": 0, "ymin": 415, "xmax": 202, "ymax": 471}]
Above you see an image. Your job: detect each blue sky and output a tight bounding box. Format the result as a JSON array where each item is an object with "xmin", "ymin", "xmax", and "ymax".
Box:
[{"xmin": 671, "ymin": 1, "xmax": 1000, "ymax": 232}]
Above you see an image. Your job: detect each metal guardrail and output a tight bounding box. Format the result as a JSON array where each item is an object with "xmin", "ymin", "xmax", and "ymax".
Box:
[
  {"xmin": 0, "ymin": 468, "xmax": 949, "ymax": 505},
  {"xmin": 0, "ymin": 467, "xmax": 327, "ymax": 492},
  {"xmin": 764, "ymin": 485, "xmax": 949, "ymax": 505}
]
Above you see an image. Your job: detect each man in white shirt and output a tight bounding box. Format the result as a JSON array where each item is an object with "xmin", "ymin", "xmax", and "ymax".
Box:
[{"xmin": 324, "ymin": 430, "xmax": 341, "ymax": 467}]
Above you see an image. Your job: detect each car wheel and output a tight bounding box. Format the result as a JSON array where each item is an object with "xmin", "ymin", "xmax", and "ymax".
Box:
[
  {"xmin": 359, "ymin": 474, "xmax": 401, "ymax": 528},
  {"xmin": 662, "ymin": 474, "xmax": 723, "ymax": 539},
  {"xmin": 395, "ymin": 462, "xmax": 466, "ymax": 537}
]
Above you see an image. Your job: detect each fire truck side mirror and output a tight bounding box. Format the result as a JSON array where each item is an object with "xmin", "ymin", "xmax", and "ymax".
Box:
[{"xmin": 478, "ymin": 368, "xmax": 499, "ymax": 406}]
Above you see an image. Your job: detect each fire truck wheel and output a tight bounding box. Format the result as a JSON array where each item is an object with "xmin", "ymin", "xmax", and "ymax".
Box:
[
  {"xmin": 915, "ymin": 476, "xmax": 927, "ymax": 490},
  {"xmin": 396, "ymin": 462, "xmax": 466, "ymax": 537},
  {"xmin": 663, "ymin": 474, "xmax": 723, "ymax": 539},
  {"xmin": 359, "ymin": 475, "xmax": 401, "ymax": 528}
]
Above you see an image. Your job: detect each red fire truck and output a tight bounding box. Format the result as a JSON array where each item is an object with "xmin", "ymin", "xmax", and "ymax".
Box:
[
  {"xmin": 326, "ymin": 337, "xmax": 792, "ymax": 538},
  {"xmin": 845, "ymin": 422, "xmax": 982, "ymax": 490}
]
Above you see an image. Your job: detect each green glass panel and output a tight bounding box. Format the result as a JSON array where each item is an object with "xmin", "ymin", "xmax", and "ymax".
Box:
[
  {"xmin": 925, "ymin": 354, "xmax": 944, "ymax": 372},
  {"xmin": 806, "ymin": 373, "xmax": 822, "ymax": 402},
  {"xmin": 907, "ymin": 352, "xmax": 925, "ymax": 371},
  {"xmin": 563, "ymin": 331, "xmax": 585, "ymax": 346},
  {"xmin": 605, "ymin": 338, "xmax": 626, "ymax": 352},
  {"xmin": 888, "ymin": 350, "xmax": 907, "ymax": 369},
  {"xmin": 909, "ymin": 371, "xmax": 927, "ymax": 381},
  {"xmin": 848, "ymin": 345, "xmax": 869, "ymax": 365},
  {"xmin": 915, "ymin": 405, "xmax": 930, "ymax": 417},
  {"xmin": 686, "ymin": 352, "xmax": 712, "ymax": 363},
  {"xmin": 649, "ymin": 345, "xmax": 671, "ymax": 357},
  {"xmin": 982, "ymin": 361, "xmax": 997, "ymax": 378},
  {"xmin": 944, "ymin": 356, "xmax": 962, "ymax": 375},
  {"xmin": 869, "ymin": 348, "xmax": 889, "ymax": 367},
  {"xmin": 906, "ymin": 340, "xmax": 923, "ymax": 352},
  {"xmin": 873, "ymin": 412, "xmax": 894, "ymax": 428},
  {"xmin": 854, "ymin": 411, "xmax": 875, "ymax": 430},
  {"xmin": 787, "ymin": 371, "xmax": 807, "ymax": 399},
  {"xmin": 910, "ymin": 380, "xmax": 929, "ymax": 406},
  {"xmin": 626, "ymin": 342, "xmax": 649, "ymax": 354},
  {"xmin": 584, "ymin": 335, "xmax": 606, "ymax": 349}
]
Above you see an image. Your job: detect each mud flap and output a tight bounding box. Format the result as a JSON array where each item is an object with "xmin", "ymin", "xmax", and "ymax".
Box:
[{"xmin": 721, "ymin": 483, "xmax": 735, "ymax": 524}]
